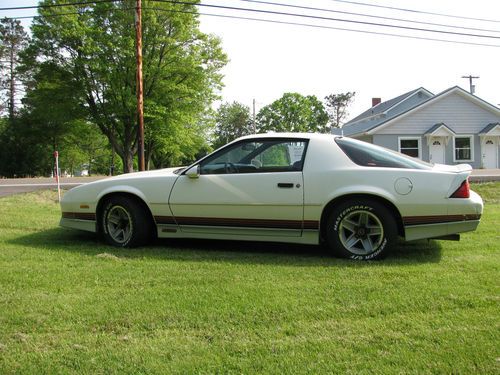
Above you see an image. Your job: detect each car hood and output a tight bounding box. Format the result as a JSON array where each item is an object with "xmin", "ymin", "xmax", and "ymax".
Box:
[
  {"xmin": 97, "ymin": 167, "xmax": 183, "ymax": 182},
  {"xmin": 66, "ymin": 167, "xmax": 182, "ymax": 193}
]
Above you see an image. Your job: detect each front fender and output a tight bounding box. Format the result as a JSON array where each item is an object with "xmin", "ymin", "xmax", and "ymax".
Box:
[{"xmin": 97, "ymin": 185, "xmax": 148, "ymax": 204}]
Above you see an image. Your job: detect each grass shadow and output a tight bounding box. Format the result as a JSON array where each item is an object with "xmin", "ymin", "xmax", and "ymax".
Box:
[{"xmin": 9, "ymin": 227, "xmax": 442, "ymax": 266}]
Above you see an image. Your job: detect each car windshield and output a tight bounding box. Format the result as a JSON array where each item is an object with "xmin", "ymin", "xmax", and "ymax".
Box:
[{"xmin": 336, "ymin": 137, "xmax": 433, "ymax": 170}]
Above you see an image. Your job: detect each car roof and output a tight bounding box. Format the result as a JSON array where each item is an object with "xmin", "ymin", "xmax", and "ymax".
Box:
[{"xmin": 237, "ymin": 132, "xmax": 338, "ymax": 141}]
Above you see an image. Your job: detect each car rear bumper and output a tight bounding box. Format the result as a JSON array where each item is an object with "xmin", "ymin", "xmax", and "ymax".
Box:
[
  {"xmin": 404, "ymin": 219, "xmax": 481, "ymax": 241},
  {"xmin": 404, "ymin": 189, "xmax": 483, "ymax": 241}
]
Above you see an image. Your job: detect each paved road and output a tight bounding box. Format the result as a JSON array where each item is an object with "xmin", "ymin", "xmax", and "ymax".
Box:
[
  {"xmin": 0, "ymin": 176, "xmax": 105, "ymax": 197},
  {"xmin": 0, "ymin": 169, "xmax": 499, "ymax": 198}
]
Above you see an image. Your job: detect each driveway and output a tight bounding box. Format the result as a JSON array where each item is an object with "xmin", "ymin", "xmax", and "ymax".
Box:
[{"xmin": 470, "ymin": 169, "xmax": 500, "ymax": 182}]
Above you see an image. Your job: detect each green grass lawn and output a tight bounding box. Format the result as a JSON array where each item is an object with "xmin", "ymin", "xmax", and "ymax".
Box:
[{"xmin": 0, "ymin": 183, "xmax": 499, "ymax": 374}]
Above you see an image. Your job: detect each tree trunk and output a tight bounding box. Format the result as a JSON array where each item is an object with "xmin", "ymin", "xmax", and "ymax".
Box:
[
  {"xmin": 110, "ymin": 146, "xmax": 115, "ymax": 176},
  {"xmin": 8, "ymin": 45, "xmax": 15, "ymax": 119},
  {"xmin": 121, "ymin": 151, "xmax": 134, "ymax": 174},
  {"xmin": 145, "ymin": 139, "xmax": 155, "ymax": 171}
]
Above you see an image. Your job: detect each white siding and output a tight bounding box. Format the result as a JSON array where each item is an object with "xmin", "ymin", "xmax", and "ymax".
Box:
[{"xmin": 376, "ymin": 92, "xmax": 500, "ymax": 135}]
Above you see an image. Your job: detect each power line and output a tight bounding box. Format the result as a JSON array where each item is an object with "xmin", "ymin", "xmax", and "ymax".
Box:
[
  {"xmin": 233, "ymin": 0, "xmax": 500, "ymax": 34},
  {"xmin": 3, "ymin": 2, "xmax": 500, "ymax": 47},
  {"xmin": 149, "ymin": 0, "xmax": 500, "ymax": 40},
  {"xmin": 134, "ymin": 5, "xmax": 500, "ymax": 47},
  {"xmin": 2, "ymin": 0, "xmax": 498, "ymax": 39},
  {"xmin": 173, "ymin": 9, "xmax": 500, "ymax": 48},
  {"xmin": 2, "ymin": 0, "xmax": 498, "ymax": 27},
  {"xmin": 325, "ymin": 0, "xmax": 500, "ymax": 24},
  {"xmin": 8, "ymin": 9, "xmax": 133, "ymax": 21},
  {"xmin": 0, "ymin": 0, "xmax": 122, "ymax": 12}
]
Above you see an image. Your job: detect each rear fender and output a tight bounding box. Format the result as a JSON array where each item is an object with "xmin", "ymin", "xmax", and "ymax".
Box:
[{"xmin": 446, "ymin": 171, "xmax": 472, "ymax": 197}]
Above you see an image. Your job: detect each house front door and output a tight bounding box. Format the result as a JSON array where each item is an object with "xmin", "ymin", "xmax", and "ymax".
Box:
[
  {"xmin": 430, "ymin": 138, "xmax": 445, "ymax": 164},
  {"xmin": 483, "ymin": 138, "xmax": 498, "ymax": 168}
]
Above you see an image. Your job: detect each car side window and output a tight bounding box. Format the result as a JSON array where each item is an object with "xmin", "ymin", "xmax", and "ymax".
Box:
[{"xmin": 200, "ymin": 139, "xmax": 308, "ymax": 174}]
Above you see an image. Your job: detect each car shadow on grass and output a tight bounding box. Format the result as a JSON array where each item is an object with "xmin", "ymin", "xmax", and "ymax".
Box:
[{"xmin": 9, "ymin": 227, "xmax": 442, "ymax": 266}]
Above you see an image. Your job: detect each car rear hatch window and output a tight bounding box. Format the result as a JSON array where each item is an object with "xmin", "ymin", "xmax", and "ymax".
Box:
[{"xmin": 336, "ymin": 137, "xmax": 433, "ymax": 170}]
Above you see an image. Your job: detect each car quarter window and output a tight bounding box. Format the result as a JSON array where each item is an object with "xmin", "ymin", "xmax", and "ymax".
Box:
[{"xmin": 200, "ymin": 139, "xmax": 308, "ymax": 174}]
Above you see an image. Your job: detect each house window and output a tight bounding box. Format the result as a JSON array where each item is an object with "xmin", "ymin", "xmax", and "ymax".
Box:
[
  {"xmin": 454, "ymin": 136, "xmax": 473, "ymax": 162},
  {"xmin": 398, "ymin": 137, "xmax": 421, "ymax": 158}
]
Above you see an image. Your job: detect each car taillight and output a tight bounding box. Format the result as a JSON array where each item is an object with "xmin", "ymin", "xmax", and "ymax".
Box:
[{"xmin": 450, "ymin": 179, "xmax": 470, "ymax": 198}]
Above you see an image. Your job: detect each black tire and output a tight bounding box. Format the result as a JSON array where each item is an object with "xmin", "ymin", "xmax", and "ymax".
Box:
[
  {"xmin": 100, "ymin": 196, "xmax": 153, "ymax": 247},
  {"xmin": 326, "ymin": 199, "xmax": 397, "ymax": 260}
]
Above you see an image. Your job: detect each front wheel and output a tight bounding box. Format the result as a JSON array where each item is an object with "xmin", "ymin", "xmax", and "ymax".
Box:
[
  {"xmin": 101, "ymin": 196, "xmax": 152, "ymax": 247},
  {"xmin": 326, "ymin": 199, "xmax": 397, "ymax": 260}
]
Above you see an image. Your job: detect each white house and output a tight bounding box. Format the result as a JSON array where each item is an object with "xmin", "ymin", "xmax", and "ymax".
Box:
[{"xmin": 337, "ymin": 86, "xmax": 500, "ymax": 169}]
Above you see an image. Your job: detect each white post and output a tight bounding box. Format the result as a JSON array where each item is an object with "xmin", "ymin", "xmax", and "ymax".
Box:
[{"xmin": 54, "ymin": 151, "xmax": 61, "ymax": 202}]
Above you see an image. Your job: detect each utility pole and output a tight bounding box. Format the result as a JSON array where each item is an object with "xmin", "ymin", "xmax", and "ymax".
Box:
[
  {"xmin": 461, "ymin": 75, "xmax": 479, "ymax": 95},
  {"xmin": 135, "ymin": 0, "xmax": 145, "ymax": 171}
]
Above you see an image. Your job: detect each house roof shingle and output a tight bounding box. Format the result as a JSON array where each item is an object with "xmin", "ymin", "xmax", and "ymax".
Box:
[
  {"xmin": 345, "ymin": 88, "xmax": 423, "ymax": 125},
  {"xmin": 479, "ymin": 122, "xmax": 500, "ymax": 134},
  {"xmin": 424, "ymin": 123, "xmax": 456, "ymax": 135}
]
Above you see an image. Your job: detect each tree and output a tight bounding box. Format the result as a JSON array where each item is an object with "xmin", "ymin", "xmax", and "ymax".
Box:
[
  {"xmin": 62, "ymin": 120, "xmax": 111, "ymax": 176},
  {"xmin": 213, "ymin": 101, "xmax": 252, "ymax": 148},
  {"xmin": 256, "ymin": 93, "xmax": 328, "ymax": 133},
  {"xmin": 324, "ymin": 92, "xmax": 356, "ymax": 129},
  {"xmin": 0, "ymin": 18, "xmax": 28, "ymax": 119},
  {"xmin": 21, "ymin": 62, "xmax": 86, "ymax": 152},
  {"xmin": 0, "ymin": 116, "xmax": 53, "ymax": 177},
  {"xmin": 0, "ymin": 62, "xmax": 111, "ymax": 178},
  {"xmin": 24, "ymin": 0, "xmax": 227, "ymax": 173}
]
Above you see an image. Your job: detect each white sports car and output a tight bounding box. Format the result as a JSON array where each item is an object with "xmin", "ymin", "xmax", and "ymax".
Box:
[{"xmin": 60, "ymin": 133, "xmax": 483, "ymax": 260}]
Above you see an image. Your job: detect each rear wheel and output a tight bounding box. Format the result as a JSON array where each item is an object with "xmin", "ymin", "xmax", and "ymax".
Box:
[
  {"xmin": 326, "ymin": 199, "xmax": 397, "ymax": 260},
  {"xmin": 101, "ymin": 196, "xmax": 152, "ymax": 247}
]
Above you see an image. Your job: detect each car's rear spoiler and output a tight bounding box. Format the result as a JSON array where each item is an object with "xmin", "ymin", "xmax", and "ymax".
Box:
[
  {"xmin": 433, "ymin": 164, "xmax": 473, "ymax": 197},
  {"xmin": 432, "ymin": 163, "xmax": 472, "ymax": 174}
]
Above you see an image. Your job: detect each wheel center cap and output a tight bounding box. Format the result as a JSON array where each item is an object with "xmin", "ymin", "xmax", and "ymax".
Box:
[{"xmin": 356, "ymin": 227, "xmax": 366, "ymax": 237}]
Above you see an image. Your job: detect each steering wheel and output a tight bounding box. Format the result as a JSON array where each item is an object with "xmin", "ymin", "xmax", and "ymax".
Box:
[{"xmin": 224, "ymin": 162, "xmax": 238, "ymax": 174}]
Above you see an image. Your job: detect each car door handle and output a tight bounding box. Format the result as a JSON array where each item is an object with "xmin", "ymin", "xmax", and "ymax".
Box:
[{"xmin": 277, "ymin": 183, "xmax": 294, "ymax": 188}]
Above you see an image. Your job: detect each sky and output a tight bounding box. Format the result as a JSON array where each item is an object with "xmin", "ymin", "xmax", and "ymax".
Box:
[{"xmin": 2, "ymin": 0, "xmax": 500, "ymax": 121}]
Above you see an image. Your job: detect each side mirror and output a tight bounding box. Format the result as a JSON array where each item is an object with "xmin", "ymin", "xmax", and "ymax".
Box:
[{"xmin": 186, "ymin": 165, "xmax": 200, "ymax": 179}]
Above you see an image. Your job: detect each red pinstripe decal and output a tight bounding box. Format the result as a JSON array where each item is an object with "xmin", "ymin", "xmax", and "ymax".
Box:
[
  {"xmin": 62, "ymin": 212, "xmax": 96, "ymax": 221},
  {"xmin": 403, "ymin": 214, "xmax": 481, "ymax": 226},
  {"xmin": 154, "ymin": 216, "xmax": 319, "ymax": 230}
]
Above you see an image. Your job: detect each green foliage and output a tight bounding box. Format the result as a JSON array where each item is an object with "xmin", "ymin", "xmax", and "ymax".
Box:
[
  {"xmin": 324, "ymin": 91, "xmax": 356, "ymax": 129},
  {"xmin": 213, "ymin": 101, "xmax": 252, "ymax": 148},
  {"xmin": 261, "ymin": 144, "xmax": 290, "ymax": 166},
  {"xmin": 257, "ymin": 92, "xmax": 329, "ymax": 133},
  {"xmin": 0, "ymin": 183, "xmax": 498, "ymax": 373},
  {"xmin": 0, "ymin": 17, "xmax": 28, "ymax": 118},
  {"xmin": 61, "ymin": 120, "xmax": 112, "ymax": 176},
  {"xmin": 23, "ymin": 0, "xmax": 227, "ymax": 173},
  {"xmin": 0, "ymin": 117, "xmax": 53, "ymax": 176},
  {"xmin": 0, "ymin": 62, "xmax": 113, "ymax": 177}
]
